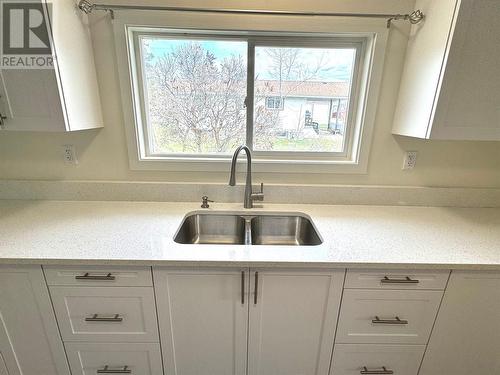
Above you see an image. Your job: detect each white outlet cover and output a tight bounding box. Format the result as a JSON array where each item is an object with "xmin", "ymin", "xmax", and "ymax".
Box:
[
  {"xmin": 63, "ymin": 145, "xmax": 78, "ymax": 165},
  {"xmin": 403, "ymin": 151, "xmax": 417, "ymax": 170}
]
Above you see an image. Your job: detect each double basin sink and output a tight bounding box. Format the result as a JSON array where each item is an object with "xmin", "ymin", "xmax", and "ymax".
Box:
[{"xmin": 174, "ymin": 211, "xmax": 322, "ymax": 246}]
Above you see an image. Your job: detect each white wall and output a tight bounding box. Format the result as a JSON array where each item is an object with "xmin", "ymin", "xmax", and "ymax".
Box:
[{"xmin": 0, "ymin": 0, "xmax": 499, "ymax": 188}]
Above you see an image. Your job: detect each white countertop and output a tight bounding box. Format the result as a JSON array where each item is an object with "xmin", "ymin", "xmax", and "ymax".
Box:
[{"xmin": 0, "ymin": 200, "xmax": 499, "ymax": 270}]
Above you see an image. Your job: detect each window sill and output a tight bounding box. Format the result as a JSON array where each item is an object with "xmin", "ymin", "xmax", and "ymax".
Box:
[{"xmin": 129, "ymin": 156, "xmax": 368, "ymax": 174}]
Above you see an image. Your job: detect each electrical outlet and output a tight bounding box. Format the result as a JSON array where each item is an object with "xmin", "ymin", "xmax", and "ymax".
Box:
[
  {"xmin": 403, "ymin": 151, "xmax": 418, "ymax": 170},
  {"xmin": 62, "ymin": 144, "xmax": 78, "ymax": 165}
]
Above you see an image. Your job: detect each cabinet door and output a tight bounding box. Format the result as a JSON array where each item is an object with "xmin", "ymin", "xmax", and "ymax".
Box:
[
  {"xmin": 419, "ymin": 271, "xmax": 500, "ymax": 374},
  {"xmin": 0, "ymin": 69, "xmax": 65, "ymax": 131},
  {"xmin": 0, "ymin": 265, "xmax": 70, "ymax": 375},
  {"xmin": 248, "ymin": 269, "xmax": 345, "ymax": 375},
  {"xmin": 154, "ymin": 268, "xmax": 248, "ymax": 375},
  {"xmin": 432, "ymin": 0, "xmax": 500, "ymax": 140}
]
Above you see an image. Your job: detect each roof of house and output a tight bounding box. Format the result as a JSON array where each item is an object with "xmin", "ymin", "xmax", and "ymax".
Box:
[{"xmin": 255, "ymin": 80, "xmax": 349, "ymax": 98}]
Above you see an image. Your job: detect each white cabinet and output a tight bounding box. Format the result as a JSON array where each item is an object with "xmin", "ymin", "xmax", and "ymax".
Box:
[
  {"xmin": 336, "ymin": 289, "xmax": 442, "ymax": 344},
  {"xmin": 65, "ymin": 342, "xmax": 163, "ymax": 375},
  {"xmin": 154, "ymin": 268, "xmax": 249, "ymax": 375},
  {"xmin": 345, "ymin": 269, "xmax": 449, "ymax": 290},
  {"xmin": 392, "ymin": 0, "xmax": 500, "ymax": 140},
  {"xmin": 0, "ymin": 265, "xmax": 70, "ymax": 375},
  {"xmin": 331, "ymin": 344, "xmax": 425, "ymax": 375},
  {"xmin": 0, "ymin": 0, "xmax": 102, "ymax": 131},
  {"xmin": 154, "ymin": 268, "xmax": 345, "ymax": 375},
  {"xmin": 419, "ymin": 271, "xmax": 500, "ymax": 374},
  {"xmin": 248, "ymin": 269, "xmax": 344, "ymax": 375},
  {"xmin": 44, "ymin": 265, "xmax": 153, "ymax": 286},
  {"xmin": 50, "ymin": 286, "xmax": 159, "ymax": 342}
]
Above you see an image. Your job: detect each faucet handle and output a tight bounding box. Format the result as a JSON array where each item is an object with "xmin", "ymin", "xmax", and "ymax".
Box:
[{"xmin": 251, "ymin": 183, "xmax": 264, "ymax": 202}]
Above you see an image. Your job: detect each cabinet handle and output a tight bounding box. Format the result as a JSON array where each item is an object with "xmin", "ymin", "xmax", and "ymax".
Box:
[
  {"xmin": 254, "ymin": 272, "xmax": 259, "ymax": 305},
  {"xmin": 380, "ymin": 276, "xmax": 419, "ymax": 284},
  {"xmin": 372, "ymin": 316, "xmax": 408, "ymax": 325},
  {"xmin": 75, "ymin": 272, "xmax": 116, "ymax": 281},
  {"xmin": 360, "ymin": 366, "xmax": 394, "ymax": 374},
  {"xmin": 0, "ymin": 113, "xmax": 7, "ymax": 128},
  {"xmin": 85, "ymin": 314, "xmax": 123, "ymax": 322},
  {"xmin": 241, "ymin": 271, "xmax": 245, "ymax": 305},
  {"xmin": 97, "ymin": 365, "xmax": 131, "ymax": 374}
]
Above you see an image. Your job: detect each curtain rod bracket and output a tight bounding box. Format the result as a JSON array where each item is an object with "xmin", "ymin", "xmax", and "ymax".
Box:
[
  {"xmin": 78, "ymin": 0, "xmax": 114, "ymax": 19},
  {"xmin": 386, "ymin": 10, "xmax": 424, "ymax": 28},
  {"xmin": 78, "ymin": 0, "xmax": 423, "ymax": 27}
]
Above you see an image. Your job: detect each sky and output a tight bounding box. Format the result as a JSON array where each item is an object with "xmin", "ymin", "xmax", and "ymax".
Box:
[{"xmin": 147, "ymin": 38, "xmax": 355, "ymax": 82}]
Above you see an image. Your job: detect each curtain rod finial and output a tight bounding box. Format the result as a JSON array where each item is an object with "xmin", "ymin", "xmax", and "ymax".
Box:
[
  {"xmin": 386, "ymin": 9, "xmax": 424, "ymax": 28},
  {"xmin": 78, "ymin": 0, "xmax": 94, "ymax": 14}
]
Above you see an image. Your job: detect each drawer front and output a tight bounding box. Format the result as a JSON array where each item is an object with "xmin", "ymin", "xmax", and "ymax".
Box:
[
  {"xmin": 336, "ymin": 289, "xmax": 442, "ymax": 344},
  {"xmin": 50, "ymin": 286, "xmax": 159, "ymax": 342},
  {"xmin": 44, "ymin": 266, "xmax": 153, "ymax": 287},
  {"xmin": 345, "ymin": 269, "xmax": 449, "ymax": 290},
  {"xmin": 331, "ymin": 344, "xmax": 425, "ymax": 375},
  {"xmin": 65, "ymin": 342, "xmax": 163, "ymax": 375}
]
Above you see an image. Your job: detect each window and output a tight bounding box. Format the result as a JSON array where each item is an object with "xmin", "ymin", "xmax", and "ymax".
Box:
[
  {"xmin": 140, "ymin": 38, "xmax": 247, "ymax": 155},
  {"xmin": 265, "ymin": 96, "xmax": 284, "ymax": 110},
  {"xmin": 131, "ymin": 31, "xmax": 363, "ymax": 159},
  {"xmin": 116, "ymin": 17, "xmax": 387, "ymax": 172}
]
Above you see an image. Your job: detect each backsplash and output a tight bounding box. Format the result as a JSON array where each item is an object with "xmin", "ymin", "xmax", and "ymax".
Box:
[{"xmin": 0, "ymin": 180, "xmax": 499, "ymax": 208}]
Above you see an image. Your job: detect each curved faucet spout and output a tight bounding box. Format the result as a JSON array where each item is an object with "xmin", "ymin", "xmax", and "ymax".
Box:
[
  {"xmin": 228, "ymin": 145, "xmax": 262, "ymax": 209},
  {"xmin": 229, "ymin": 145, "xmax": 251, "ymax": 187}
]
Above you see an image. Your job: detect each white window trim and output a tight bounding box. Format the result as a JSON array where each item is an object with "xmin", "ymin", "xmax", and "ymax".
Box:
[{"xmin": 113, "ymin": 11, "xmax": 389, "ymax": 174}]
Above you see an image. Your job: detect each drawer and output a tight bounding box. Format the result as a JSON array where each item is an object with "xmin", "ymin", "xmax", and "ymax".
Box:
[
  {"xmin": 44, "ymin": 266, "xmax": 153, "ymax": 287},
  {"xmin": 345, "ymin": 269, "xmax": 449, "ymax": 290},
  {"xmin": 331, "ymin": 344, "xmax": 425, "ymax": 375},
  {"xmin": 50, "ymin": 286, "xmax": 159, "ymax": 342},
  {"xmin": 336, "ymin": 289, "xmax": 442, "ymax": 344},
  {"xmin": 65, "ymin": 342, "xmax": 163, "ymax": 375}
]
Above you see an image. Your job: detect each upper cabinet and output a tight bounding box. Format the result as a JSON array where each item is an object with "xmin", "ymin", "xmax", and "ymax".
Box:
[
  {"xmin": 392, "ymin": 0, "xmax": 500, "ymax": 140},
  {"xmin": 0, "ymin": 0, "xmax": 103, "ymax": 131}
]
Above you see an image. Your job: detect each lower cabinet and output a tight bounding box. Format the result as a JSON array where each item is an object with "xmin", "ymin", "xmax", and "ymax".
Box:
[
  {"xmin": 330, "ymin": 344, "xmax": 425, "ymax": 375},
  {"xmin": 46, "ymin": 266, "xmax": 162, "ymax": 375},
  {"xmin": 154, "ymin": 267, "xmax": 345, "ymax": 375},
  {"xmin": 65, "ymin": 342, "xmax": 163, "ymax": 375},
  {"xmin": 7, "ymin": 264, "xmax": 497, "ymax": 375},
  {"xmin": 0, "ymin": 265, "xmax": 70, "ymax": 375},
  {"xmin": 419, "ymin": 271, "xmax": 500, "ymax": 374}
]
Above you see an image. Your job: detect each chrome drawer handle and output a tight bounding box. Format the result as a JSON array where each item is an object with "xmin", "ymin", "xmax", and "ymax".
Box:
[
  {"xmin": 381, "ymin": 276, "xmax": 419, "ymax": 284},
  {"xmin": 372, "ymin": 316, "xmax": 408, "ymax": 325},
  {"xmin": 360, "ymin": 366, "xmax": 394, "ymax": 374},
  {"xmin": 85, "ymin": 314, "xmax": 123, "ymax": 322},
  {"xmin": 75, "ymin": 272, "xmax": 116, "ymax": 281},
  {"xmin": 97, "ymin": 365, "xmax": 131, "ymax": 374}
]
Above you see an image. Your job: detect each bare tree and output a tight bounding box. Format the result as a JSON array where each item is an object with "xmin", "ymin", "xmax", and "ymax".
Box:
[{"xmin": 145, "ymin": 42, "xmax": 246, "ymax": 153}]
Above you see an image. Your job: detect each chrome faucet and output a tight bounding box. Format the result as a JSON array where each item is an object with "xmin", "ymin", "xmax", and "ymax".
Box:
[{"xmin": 229, "ymin": 145, "xmax": 264, "ymax": 208}]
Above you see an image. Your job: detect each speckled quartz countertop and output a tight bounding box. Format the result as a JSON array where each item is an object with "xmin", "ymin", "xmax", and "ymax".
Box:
[{"xmin": 0, "ymin": 200, "xmax": 499, "ymax": 270}]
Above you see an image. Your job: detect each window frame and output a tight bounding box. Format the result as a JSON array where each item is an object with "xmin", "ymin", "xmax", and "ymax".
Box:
[{"xmin": 113, "ymin": 11, "xmax": 389, "ymax": 173}]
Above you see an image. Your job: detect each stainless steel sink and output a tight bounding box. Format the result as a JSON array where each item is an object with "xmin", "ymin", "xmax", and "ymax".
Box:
[
  {"xmin": 250, "ymin": 215, "xmax": 322, "ymax": 246},
  {"xmin": 173, "ymin": 213, "xmax": 247, "ymax": 245},
  {"xmin": 174, "ymin": 211, "xmax": 322, "ymax": 246}
]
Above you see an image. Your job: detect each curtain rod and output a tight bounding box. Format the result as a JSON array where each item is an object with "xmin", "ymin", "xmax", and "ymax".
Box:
[{"xmin": 77, "ymin": 0, "xmax": 424, "ymax": 28}]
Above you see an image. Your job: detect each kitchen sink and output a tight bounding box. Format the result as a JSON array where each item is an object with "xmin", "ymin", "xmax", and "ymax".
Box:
[
  {"xmin": 174, "ymin": 211, "xmax": 322, "ymax": 246},
  {"xmin": 173, "ymin": 213, "xmax": 247, "ymax": 245},
  {"xmin": 250, "ymin": 215, "xmax": 322, "ymax": 246}
]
